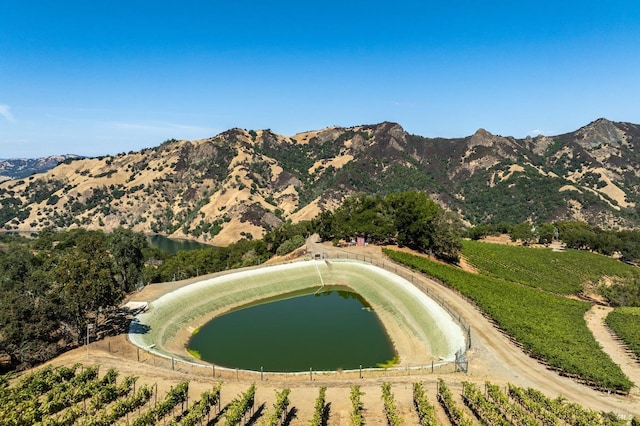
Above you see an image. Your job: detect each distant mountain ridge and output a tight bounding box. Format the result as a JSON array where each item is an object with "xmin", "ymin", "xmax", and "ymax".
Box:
[
  {"xmin": 1, "ymin": 119, "xmax": 639, "ymax": 245},
  {"xmin": 0, "ymin": 155, "xmax": 82, "ymax": 181}
]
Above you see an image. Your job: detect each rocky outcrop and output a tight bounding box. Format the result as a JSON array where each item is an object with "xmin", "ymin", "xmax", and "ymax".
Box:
[{"xmin": 1, "ymin": 119, "xmax": 639, "ymax": 244}]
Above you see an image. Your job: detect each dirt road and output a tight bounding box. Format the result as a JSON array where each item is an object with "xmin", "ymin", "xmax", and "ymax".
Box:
[
  {"xmin": 40, "ymin": 238, "xmax": 640, "ymax": 424},
  {"xmin": 305, "ymin": 237, "xmax": 640, "ymax": 418}
]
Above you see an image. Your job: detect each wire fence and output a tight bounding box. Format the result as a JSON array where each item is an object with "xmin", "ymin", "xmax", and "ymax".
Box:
[
  {"xmin": 90, "ymin": 336, "xmax": 463, "ymax": 383},
  {"xmin": 106, "ymin": 249, "xmax": 472, "ymax": 381},
  {"xmin": 315, "ymin": 250, "xmax": 472, "ymax": 351}
]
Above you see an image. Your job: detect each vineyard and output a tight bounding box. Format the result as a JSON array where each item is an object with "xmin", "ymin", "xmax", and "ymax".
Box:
[
  {"xmin": 4, "ymin": 240, "xmax": 639, "ymax": 424},
  {"xmin": 383, "ymin": 248, "xmax": 634, "ymax": 393},
  {"xmin": 605, "ymin": 307, "xmax": 640, "ymax": 361},
  {"xmin": 461, "ymin": 240, "xmax": 639, "ymax": 296},
  {"xmin": 1, "ymin": 364, "xmax": 636, "ymax": 425}
]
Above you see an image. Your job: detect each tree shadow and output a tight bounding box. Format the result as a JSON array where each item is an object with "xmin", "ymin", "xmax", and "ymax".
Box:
[
  {"xmin": 127, "ymin": 318, "xmax": 151, "ymax": 335},
  {"xmin": 97, "ymin": 304, "xmax": 149, "ymax": 338}
]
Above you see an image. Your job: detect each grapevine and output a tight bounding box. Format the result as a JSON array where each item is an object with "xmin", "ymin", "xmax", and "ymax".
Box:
[
  {"xmin": 0, "ymin": 364, "xmax": 635, "ymax": 425},
  {"xmin": 170, "ymin": 383, "xmax": 221, "ymax": 426},
  {"xmin": 350, "ymin": 385, "xmax": 365, "ymax": 426},
  {"xmin": 0, "ymin": 364, "xmax": 82, "ymax": 425},
  {"xmin": 261, "ymin": 388, "xmax": 291, "ymax": 426},
  {"xmin": 412, "ymin": 382, "xmax": 438, "ymax": 426},
  {"xmin": 461, "ymin": 381, "xmax": 510, "ymax": 426},
  {"xmin": 521, "ymin": 386, "xmax": 625, "ymax": 426},
  {"xmin": 224, "ymin": 383, "xmax": 256, "ymax": 426},
  {"xmin": 384, "ymin": 248, "xmax": 634, "ymax": 393},
  {"xmin": 381, "ymin": 382, "xmax": 403, "ymax": 426},
  {"xmin": 81, "ymin": 384, "xmax": 153, "ymax": 426},
  {"xmin": 507, "ymin": 384, "xmax": 562, "ymax": 425},
  {"xmin": 606, "ymin": 307, "xmax": 640, "ymax": 360},
  {"xmin": 131, "ymin": 380, "xmax": 190, "ymax": 426},
  {"xmin": 436, "ymin": 379, "xmax": 474, "ymax": 426},
  {"xmin": 484, "ymin": 382, "xmax": 538, "ymax": 426},
  {"xmin": 38, "ymin": 365, "xmax": 102, "ymax": 416},
  {"xmin": 308, "ymin": 386, "xmax": 327, "ymax": 426},
  {"xmin": 89, "ymin": 375, "xmax": 137, "ymax": 412}
]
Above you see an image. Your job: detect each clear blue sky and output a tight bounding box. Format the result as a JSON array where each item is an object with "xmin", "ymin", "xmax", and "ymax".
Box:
[{"xmin": 1, "ymin": 1, "xmax": 639, "ymax": 158}]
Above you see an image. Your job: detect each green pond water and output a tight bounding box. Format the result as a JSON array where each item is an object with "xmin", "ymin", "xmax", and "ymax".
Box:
[
  {"xmin": 187, "ymin": 288, "xmax": 397, "ymax": 372},
  {"xmin": 146, "ymin": 235, "xmax": 212, "ymax": 253}
]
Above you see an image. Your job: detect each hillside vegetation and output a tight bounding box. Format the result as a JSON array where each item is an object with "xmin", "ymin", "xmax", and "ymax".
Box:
[
  {"xmin": 384, "ymin": 246, "xmax": 635, "ymax": 393},
  {"xmin": 2, "ymin": 118, "xmax": 640, "ymax": 244},
  {"xmin": 0, "ymin": 222, "xmax": 313, "ymax": 373},
  {"xmin": 606, "ymin": 307, "xmax": 640, "ymax": 361},
  {"xmin": 461, "ymin": 240, "xmax": 639, "ymax": 295}
]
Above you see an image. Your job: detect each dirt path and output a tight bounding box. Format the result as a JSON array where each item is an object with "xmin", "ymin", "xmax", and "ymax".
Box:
[
  {"xmin": 585, "ymin": 305, "xmax": 640, "ymax": 388},
  {"xmin": 305, "ymin": 238, "xmax": 640, "ymax": 417},
  {"xmin": 32, "ymin": 238, "xmax": 640, "ymax": 423}
]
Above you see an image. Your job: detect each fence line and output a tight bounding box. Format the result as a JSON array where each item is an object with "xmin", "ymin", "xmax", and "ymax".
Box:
[
  {"xmin": 108, "ymin": 250, "xmax": 472, "ymax": 381},
  {"xmin": 320, "ymin": 251, "xmax": 472, "ymax": 352},
  {"xmin": 91, "ymin": 337, "xmax": 463, "ymax": 383}
]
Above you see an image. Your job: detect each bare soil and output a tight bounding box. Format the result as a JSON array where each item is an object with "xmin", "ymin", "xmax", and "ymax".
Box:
[{"xmin": 37, "ymin": 239, "xmax": 640, "ymax": 424}]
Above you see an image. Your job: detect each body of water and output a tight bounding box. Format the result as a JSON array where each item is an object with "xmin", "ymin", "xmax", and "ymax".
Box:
[
  {"xmin": 188, "ymin": 288, "xmax": 396, "ymax": 372},
  {"xmin": 146, "ymin": 235, "xmax": 212, "ymax": 253}
]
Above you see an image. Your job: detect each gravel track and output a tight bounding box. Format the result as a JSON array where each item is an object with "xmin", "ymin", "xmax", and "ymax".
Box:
[{"xmin": 37, "ymin": 237, "xmax": 640, "ymax": 423}]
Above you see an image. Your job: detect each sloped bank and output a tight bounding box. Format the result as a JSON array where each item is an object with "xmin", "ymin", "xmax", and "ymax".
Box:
[{"xmin": 129, "ymin": 259, "xmax": 466, "ymax": 371}]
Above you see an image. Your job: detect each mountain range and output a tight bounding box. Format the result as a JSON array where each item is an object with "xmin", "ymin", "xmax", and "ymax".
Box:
[
  {"xmin": 0, "ymin": 155, "xmax": 82, "ymax": 182},
  {"xmin": 1, "ymin": 118, "xmax": 639, "ymax": 245}
]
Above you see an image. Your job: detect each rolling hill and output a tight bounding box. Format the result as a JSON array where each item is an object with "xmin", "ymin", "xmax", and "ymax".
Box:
[{"xmin": 1, "ymin": 118, "xmax": 639, "ymax": 245}]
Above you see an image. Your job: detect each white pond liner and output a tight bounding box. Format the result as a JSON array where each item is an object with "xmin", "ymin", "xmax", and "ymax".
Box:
[{"xmin": 128, "ymin": 259, "xmax": 466, "ymax": 372}]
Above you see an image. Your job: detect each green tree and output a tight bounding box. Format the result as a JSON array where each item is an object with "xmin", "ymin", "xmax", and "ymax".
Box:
[
  {"xmin": 263, "ymin": 220, "xmax": 314, "ymax": 254},
  {"xmin": 325, "ymin": 193, "xmax": 394, "ymax": 243},
  {"xmin": 467, "ymin": 224, "xmax": 490, "ymax": 240},
  {"xmin": 537, "ymin": 223, "xmax": 556, "ymax": 245},
  {"xmin": 0, "ymin": 242, "xmax": 69, "ymax": 369},
  {"xmin": 276, "ymin": 234, "xmax": 306, "ymax": 256},
  {"xmin": 52, "ymin": 231, "xmax": 122, "ymax": 341},
  {"xmin": 0, "ymin": 244, "xmax": 38, "ymax": 291},
  {"xmin": 317, "ymin": 191, "xmax": 463, "ymax": 262},
  {"xmin": 600, "ymin": 276, "xmax": 640, "ymax": 307},
  {"xmin": 386, "ymin": 191, "xmax": 441, "ymax": 250},
  {"xmin": 430, "ymin": 210, "xmax": 463, "ymax": 262},
  {"xmin": 557, "ymin": 221, "xmax": 596, "ymax": 250},
  {"xmin": 509, "ymin": 222, "xmax": 534, "ymax": 244},
  {"xmin": 109, "ymin": 227, "xmax": 147, "ymax": 292},
  {"xmin": 592, "ymin": 229, "xmax": 622, "ymax": 256},
  {"xmin": 619, "ymin": 230, "xmax": 640, "ymax": 263}
]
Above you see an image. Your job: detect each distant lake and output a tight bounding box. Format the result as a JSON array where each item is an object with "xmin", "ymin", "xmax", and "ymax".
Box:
[
  {"xmin": 146, "ymin": 235, "xmax": 212, "ymax": 253},
  {"xmin": 1, "ymin": 231, "xmax": 211, "ymax": 254}
]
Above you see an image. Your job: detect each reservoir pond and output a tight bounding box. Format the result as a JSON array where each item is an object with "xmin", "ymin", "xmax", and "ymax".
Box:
[{"xmin": 187, "ymin": 288, "xmax": 397, "ymax": 372}]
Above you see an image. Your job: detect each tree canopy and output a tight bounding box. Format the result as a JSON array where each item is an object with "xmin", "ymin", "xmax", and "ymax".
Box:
[
  {"xmin": 0, "ymin": 228, "xmax": 146, "ymax": 372},
  {"xmin": 316, "ymin": 191, "xmax": 463, "ymax": 262}
]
